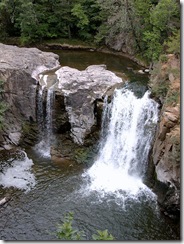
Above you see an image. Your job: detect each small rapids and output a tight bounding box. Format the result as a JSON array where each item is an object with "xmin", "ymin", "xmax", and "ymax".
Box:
[
  {"xmin": 0, "ymin": 152, "xmax": 36, "ymax": 193},
  {"xmin": 83, "ymin": 87, "xmax": 159, "ymax": 203}
]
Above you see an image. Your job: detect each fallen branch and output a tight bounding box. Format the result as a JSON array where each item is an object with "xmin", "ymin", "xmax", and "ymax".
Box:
[{"xmin": 0, "ymin": 196, "xmax": 11, "ymax": 206}]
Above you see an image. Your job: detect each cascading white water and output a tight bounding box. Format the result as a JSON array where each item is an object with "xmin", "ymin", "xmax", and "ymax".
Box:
[
  {"xmin": 34, "ymin": 84, "xmax": 55, "ymax": 158},
  {"xmin": 83, "ymin": 87, "xmax": 159, "ymax": 201},
  {"xmin": 0, "ymin": 152, "xmax": 36, "ymax": 193}
]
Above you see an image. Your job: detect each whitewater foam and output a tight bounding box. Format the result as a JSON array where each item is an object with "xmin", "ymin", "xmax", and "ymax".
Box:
[
  {"xmin": 0, "ymin": 153, "xmax": 36, "ymax": 193},
  {"xmin": 82, "ymin": 87, "xmax": 159, "ymax": 203}
]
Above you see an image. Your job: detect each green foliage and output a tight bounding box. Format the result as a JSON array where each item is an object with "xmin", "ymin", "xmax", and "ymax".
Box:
[
  {"xmin": 72, "ymin": 3, "xmax": 89, "ymax": 29},
  {"xmin": 165, "ymin": 30, "xmax": 180, "ymax": 55},
  {"xmin": 150, "ymin": 0, "xmax": 179, "ymax": 33},
  {"xmin": 150, "ymin": 62, "xmax": 170, "ymax": 99},
  {"xmin": 165, "ymin": 90, "xmax": 179, "ymax": 106},
  {"xmin": 92, "ymin": 229, "xmax": 115, "ymax": 240},
  {"xmin": 159, "ymin": 54, "xmax": 168, "ymax": 63},
  {"xmin": 0, "ymin": 0, "xmax": 180, "ymax": 62},
  {"xmin": 151, "ymin": 80, "xmax": 170, "ymax": 98},
  {"xmin": 141, "ymin": 0, "xmax": 180, "ymax": 62},
  {"xmin": 56, "ymin": 212, "xmax": 115, "ymax": 241},
  {"xmin": 56, "ymin": 212, "xmax": 85, "ymax": 240},
  {"xmin": 143, "ymin": 30, "xmax": 163, "ymax": 61}
]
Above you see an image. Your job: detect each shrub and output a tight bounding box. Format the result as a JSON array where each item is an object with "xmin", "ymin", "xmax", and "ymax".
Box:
[
  {"xmin": 92, "ymin": 229, "xmax": 115, "ymax": 240},
  {"xmin": 56, "ymin": 212, "xmax": 85, "ymax": 240},
  {"xmin": 56, "ymin": 211, "xmax": 115, "ymax": 240},
  {"xmin": 165, "ymin": 90, "xmax": 180, "ymax": 106}
]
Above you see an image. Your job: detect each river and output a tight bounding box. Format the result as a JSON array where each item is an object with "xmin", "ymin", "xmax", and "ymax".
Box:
[{"xmin": 0, "ymin": 50, "xmax": 180, "ymax": 241}]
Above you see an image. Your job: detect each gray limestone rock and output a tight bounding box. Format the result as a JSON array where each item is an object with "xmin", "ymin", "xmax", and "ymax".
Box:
[
  {"xmin": 0, "ymin": 44, "xmax": 59, "ymax": 148},
  {"xmin": 53, "ymin": 65, "xmax": 123, "ymax": 144}
]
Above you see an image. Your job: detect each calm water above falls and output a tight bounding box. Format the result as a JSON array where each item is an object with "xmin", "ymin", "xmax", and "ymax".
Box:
[{"xmin": 0, "ymin": 51, "xmax": 180, "ymax": 240}]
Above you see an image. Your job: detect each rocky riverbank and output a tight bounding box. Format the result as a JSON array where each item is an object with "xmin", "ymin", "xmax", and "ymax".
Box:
[{"xmin": 149, "ymin": 54, "xmax": 180, "ymax": 219}]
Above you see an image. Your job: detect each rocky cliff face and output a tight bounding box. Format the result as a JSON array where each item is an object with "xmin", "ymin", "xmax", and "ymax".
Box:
[
  {"xmin": 149, "ymin": 54, "xmax": 180, "ymax": 219},
  {"xmin": 0, "ymin": 44, "xmax": 124, "ymax": 155},
  {"xmin": 0, "ymin": 44, "xmax": 59, "ymax": 149},
  {"xmin": 36, "ymin": 65, "xmax": 124, "ymax": 163}
]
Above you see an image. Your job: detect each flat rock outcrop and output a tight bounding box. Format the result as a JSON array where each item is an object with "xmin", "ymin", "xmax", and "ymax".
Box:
[{"xmin": 0, "ymin": 43, "xmax": 59, "ymax": 78}]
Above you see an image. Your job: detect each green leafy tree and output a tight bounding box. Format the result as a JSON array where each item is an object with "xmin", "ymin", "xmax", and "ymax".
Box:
[
  {"xmin": 150, "ymin": 0, "xmax": 179, "ymax": 35},
  {"xmin": 71, "ymin": 3, "xmax": 89, "ymax": 39},
  {"xmin": 165, "ymin": 29, "xmax": 180, "ymax": 56},
  {"xmin": 143, "ymin": 29, "xmax": 163, "ymax": 62},
  {"xmin": 142, "ymin": 0, "xmax": 180, "ymax": 62},
  {"xmin": 0, "ymin": 0, "xmax": 21, "ymax": 39}
]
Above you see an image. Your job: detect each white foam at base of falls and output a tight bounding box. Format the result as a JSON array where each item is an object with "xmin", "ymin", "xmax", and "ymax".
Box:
[
  {"xmin": 0, "ymin": 152, "xmax": 36, "ymax": 193},
  {"xmin": 83, "ymin": 87, "xmax": 159, "ymax": 202}
]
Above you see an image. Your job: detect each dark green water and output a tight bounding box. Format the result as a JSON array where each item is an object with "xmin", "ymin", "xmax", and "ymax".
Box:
[
  {"xmin": 0, "ymin": 50, "xmax": 180, "ymax": 241},
  {"xmin": 50, "ymin": 49, "xmax": 149, "ymax": 83}
]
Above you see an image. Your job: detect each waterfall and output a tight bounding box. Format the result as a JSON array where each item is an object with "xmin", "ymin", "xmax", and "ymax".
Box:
[
  {"xmin": 83, "ymin": 87, "xmax": 159, "ymax": 201},
  {"xmin": 34, "ymin": 84, "xmax": 55, "ymax": 158}
]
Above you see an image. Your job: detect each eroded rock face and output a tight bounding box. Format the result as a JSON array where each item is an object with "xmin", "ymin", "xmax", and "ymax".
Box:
[
  {"xmin": 54, "ymin": 65, "xmax": 123, "ymax": 144},
  {"xmin": 150, "ymin": 54, "xmax": 180, "ymax": 218},
  {"xmin": 0, "ymin": 44, "xmax": 59, "ymax": 149},
  {"xmin": 0, "ymin": 44, "xmax": 123, "ymax": 152}
]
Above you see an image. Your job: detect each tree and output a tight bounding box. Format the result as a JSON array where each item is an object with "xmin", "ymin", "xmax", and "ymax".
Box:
[
  {"xmin": 143, "ymin": 29, "xmax": 163, "ymax": 62},
  {"xmin": 142, "ymin": 0, "xmax": 180, "ymax": 62},
  {"xmin": 0, "ymin": 0, "xmax": 21, "ymax": 39},
  {"xmin": 165, "ymin": 29, "xmax": 180, "ymax": 56},
  {"xmin": 71, "ymin": 3, "xmax": 89, "ymax": 39}
]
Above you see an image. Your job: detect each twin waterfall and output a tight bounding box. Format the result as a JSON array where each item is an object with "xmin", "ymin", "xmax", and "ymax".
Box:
[
  {"xmin": 83, "ymin": 87, "xmax": 159, "ymax": 200},
  {"xmin": 35, "ymin": 82, "xmax": 159, "ymax": 199}
]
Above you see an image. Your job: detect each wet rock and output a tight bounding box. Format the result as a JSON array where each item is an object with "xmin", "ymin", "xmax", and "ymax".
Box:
[
  {"xmin": 37, "ymin": 65, "xmax": 124, "ymax": 145},
  {"xmin": 54, "ymin": 65, "xmax": 123, "ymax": 144},
  {"xmin": 0, "ymin": 44, "xmax": 59, "ymax": 148}
]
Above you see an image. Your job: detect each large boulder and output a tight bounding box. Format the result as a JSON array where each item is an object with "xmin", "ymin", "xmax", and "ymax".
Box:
[{"xmin": 39, "ymin": 65, "xmax": 123, "ymax": 144}]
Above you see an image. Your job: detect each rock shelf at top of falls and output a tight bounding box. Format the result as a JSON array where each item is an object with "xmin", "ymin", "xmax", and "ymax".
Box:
[
  {"xmin": 38, "ymin": 64, "xmax": 124, "ymax": 145},
  {"xmin": 0, "ymin": 44, "xmax": 124, "ymax": 150}
]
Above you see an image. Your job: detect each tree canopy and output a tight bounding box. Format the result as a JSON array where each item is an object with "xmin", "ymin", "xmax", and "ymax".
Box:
[{"xmin": 0, "ymin": 0, "xmax": 180, "ymax": 62}]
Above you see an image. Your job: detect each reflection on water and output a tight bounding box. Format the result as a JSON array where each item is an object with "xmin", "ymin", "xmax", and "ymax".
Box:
[{"xmin": 47, "ymin": 49, "xmax": 149, "ymax": 83}]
